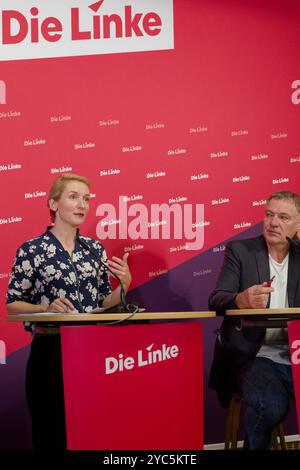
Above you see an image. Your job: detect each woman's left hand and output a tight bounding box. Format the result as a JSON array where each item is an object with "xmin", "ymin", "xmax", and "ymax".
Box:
[{"xmin": 107, "ymin": 253, "xmax": 132, "ymax": 291}]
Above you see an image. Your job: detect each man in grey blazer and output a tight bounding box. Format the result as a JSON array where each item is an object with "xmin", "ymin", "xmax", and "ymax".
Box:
[{"xmin": 209, "ymin": 190, "xmax": 300, "ymax": 449}]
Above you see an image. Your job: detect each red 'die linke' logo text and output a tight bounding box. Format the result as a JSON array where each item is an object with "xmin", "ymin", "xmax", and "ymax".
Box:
[
  {"xmin": 2, "ymin": 3, "xmax": 161, "ymax": 44},
  {"xmin": 105, "ymin": 342, "xmax": 179, "ymax": 375},
  {"xmin": 0, "ymin": 1, "xmax": 173, "ymax": 61}
]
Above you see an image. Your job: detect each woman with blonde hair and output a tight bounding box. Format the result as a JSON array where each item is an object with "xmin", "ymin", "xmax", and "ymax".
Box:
[{"xmin": 7, "ymin": 173, "xmax": 132, "ymax": 449}]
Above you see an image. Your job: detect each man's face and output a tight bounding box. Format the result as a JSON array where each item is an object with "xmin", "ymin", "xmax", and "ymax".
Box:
[{"xmin": 263, "ymin": 197, "xmax": 300, "ymax": 247}]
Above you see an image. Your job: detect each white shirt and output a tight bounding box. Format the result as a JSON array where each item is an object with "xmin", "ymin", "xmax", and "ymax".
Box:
[{"xmin": 257, "ymin": 254, "xmax": 290, "ymax": 364}]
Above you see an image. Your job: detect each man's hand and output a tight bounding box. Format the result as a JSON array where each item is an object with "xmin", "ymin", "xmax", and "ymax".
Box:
[{"xmin": 235, "ymin": 282, "xmax": 274, "ymax": 309}]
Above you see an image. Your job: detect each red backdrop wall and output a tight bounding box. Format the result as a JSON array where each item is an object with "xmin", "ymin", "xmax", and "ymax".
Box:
[{"xmin": 1, "ymin": 0, "xmax": 300, "ymax": 446}]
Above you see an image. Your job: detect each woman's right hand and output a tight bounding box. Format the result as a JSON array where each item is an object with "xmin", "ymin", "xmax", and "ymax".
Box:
[{"xmin": 46, "ymin": 298, "xmax": 75, "ymax": 313}]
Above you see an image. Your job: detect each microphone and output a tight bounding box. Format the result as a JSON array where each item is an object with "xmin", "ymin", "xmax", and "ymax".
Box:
[
  {"xmin": 286, "ymin": 236, "xmax": 300, "ymax": 249},
  {"xmin": 78, "ymin": 238, "xmax": 138, "ymax": 313}
]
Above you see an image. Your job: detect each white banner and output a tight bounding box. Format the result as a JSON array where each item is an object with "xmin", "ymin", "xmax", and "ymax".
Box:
[{"xmin": 0, "ymin": 0, "xmax": 174, "ymax": 61}]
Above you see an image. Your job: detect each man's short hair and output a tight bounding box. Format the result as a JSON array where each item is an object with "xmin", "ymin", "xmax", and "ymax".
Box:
[{"xmin": 267, "ymin": 190, "xmax": 300, "ymax": 215}]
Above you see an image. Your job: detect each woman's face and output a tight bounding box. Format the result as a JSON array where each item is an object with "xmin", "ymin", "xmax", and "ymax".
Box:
[{"xmin": 50, "ymin": 181, "xmax": 91, "ymax": 228}]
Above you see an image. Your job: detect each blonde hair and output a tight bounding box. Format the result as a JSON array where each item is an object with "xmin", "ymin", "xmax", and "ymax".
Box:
[{"xmin": 47, "ymin": 173, "xmax": 90, "ymax": 223}]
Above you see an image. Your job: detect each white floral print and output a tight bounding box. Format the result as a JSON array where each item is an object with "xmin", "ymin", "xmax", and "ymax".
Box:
[{"xmin": 7, "ymin": 229, "xmax": 111, "ymax": 318}]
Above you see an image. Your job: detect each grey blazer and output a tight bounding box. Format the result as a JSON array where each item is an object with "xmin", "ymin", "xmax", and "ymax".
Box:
[{"xmin": 208, "ymin": 235, "xmax": 300, "ymax": 408}]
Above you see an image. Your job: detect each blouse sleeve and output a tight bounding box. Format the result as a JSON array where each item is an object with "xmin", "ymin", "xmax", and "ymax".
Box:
[{"xmin": 6, "ymin": 245, "xmax": 36, "ymax": 303}]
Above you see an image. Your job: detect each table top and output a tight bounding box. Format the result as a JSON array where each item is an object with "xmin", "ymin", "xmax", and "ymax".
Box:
[
  {"xmin": 226, "ymin": 308, "xmax": 300, "ymax": 327},
  {"xmin": 7, "ymin": 311, "xmax": 216, "ymax": 323},
  {"xmin": 226, "ymin": 308, "xmax": 300, "ymax": 317}
]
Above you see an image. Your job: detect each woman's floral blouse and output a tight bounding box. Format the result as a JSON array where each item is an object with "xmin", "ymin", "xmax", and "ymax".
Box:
[{"xmin": 7, "ymin": 228, "xmax": 112, "ymax": 330}]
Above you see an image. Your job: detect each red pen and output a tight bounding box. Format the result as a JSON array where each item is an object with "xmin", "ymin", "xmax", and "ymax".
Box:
[{"xmin": 266, "ymin": 275, "xmax": 275, "ymax": 287}]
